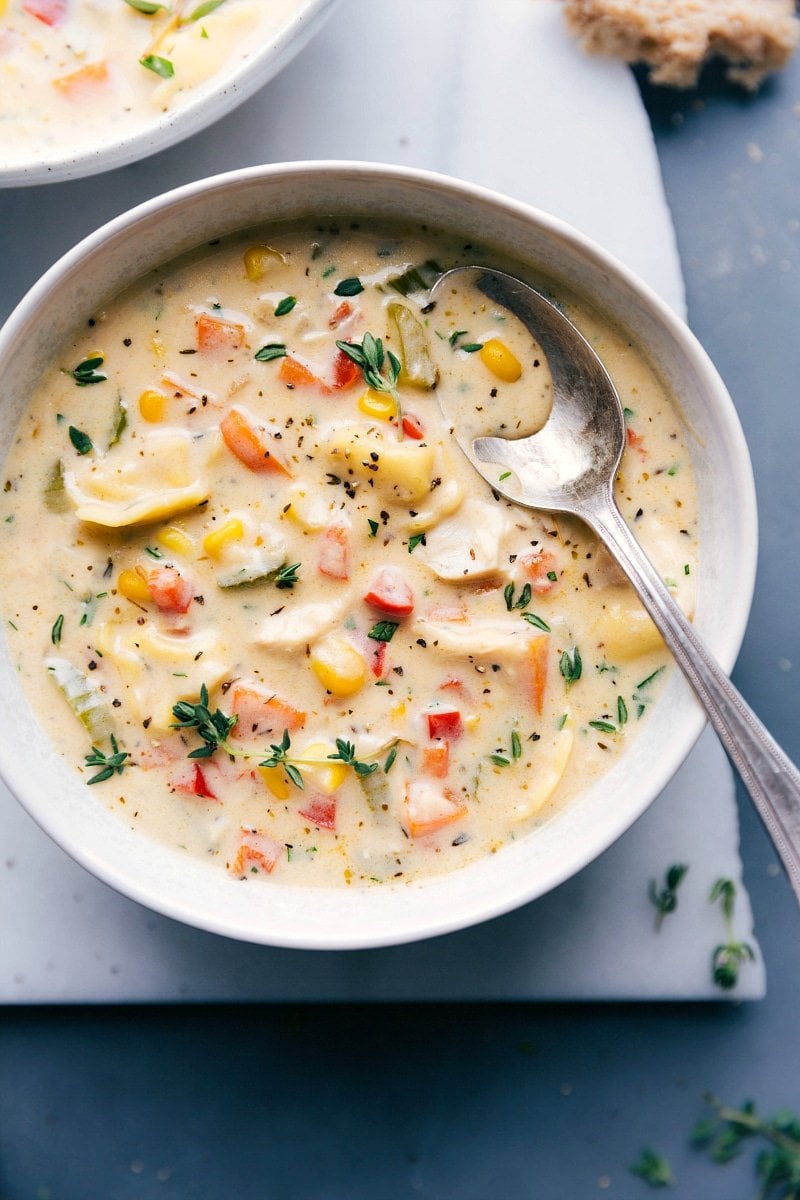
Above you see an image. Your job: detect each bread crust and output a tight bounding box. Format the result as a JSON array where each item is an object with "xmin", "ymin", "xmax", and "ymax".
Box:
[{"xmin": 564, "ymin": 0, "xmax": 800, "ymax": 89}]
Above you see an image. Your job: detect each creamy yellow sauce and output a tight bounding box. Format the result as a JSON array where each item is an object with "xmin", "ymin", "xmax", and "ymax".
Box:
[
  {"xmin": 0, "ymin": 0, "xmax": 303, "ymax": 167},
  {"xmin": 0, "ymin": 221, "xmax": 698, "ymax": 887}
]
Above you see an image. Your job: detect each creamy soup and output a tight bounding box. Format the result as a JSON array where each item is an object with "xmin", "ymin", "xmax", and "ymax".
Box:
[
  {"xmin": 0, "ymin": 221, "xmax": 698, "ymax": 887},
  {"xmin": 0, "ymin": 0, "xmax": 304, "ymax": 168}
]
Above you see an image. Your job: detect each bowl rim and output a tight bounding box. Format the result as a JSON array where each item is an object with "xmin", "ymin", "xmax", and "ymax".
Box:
[
  {"xmin": 0, "ymin": 160, "xmax": 759, "ymax": 948},
  {"xmin": 0, "ymin": 0, "xmax": 337, "ymax": 188}
]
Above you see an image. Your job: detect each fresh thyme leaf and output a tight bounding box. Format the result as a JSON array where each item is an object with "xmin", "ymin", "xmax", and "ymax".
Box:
[
  {"xmin": 503, "ymin": 582, "xmax": 531, "ymax": 612},
  {"xmin": 559, "ymin": 647, "xmax": 582, "ymax": 686},
  {"xmin": 489, "ymin": 753, "xmax": 510, "ymax": 767},
  {"xmin": 68, "ymin": 427, "xmax": 93, "ymax": 455},
  {"xmin": 274, "ymin": 296, "xmax": 297, "ymax": 317},
  {"xmin": 284, "ymin": 762, "xmax": 304, "ymax": 790},
  {"xmin": 522, "ymin": 612, "xmax": 550, "ymax": 632},
  {"xmin": 408, "ymin": 532, "xmax": 426, "ymax": 554},
  {"xmin": 333, "ymin": 277, "xmax": 364, "ymax": 297},
  {"xmin": 637, "ymin": 665, "xmax": 666, "ymax": 690},
  {"xmin": 448, "ymin": 329, "xmax": 468, "ymax": 347},
  {"xmin": 51, "ymin": 614, "xmax": 64, "ymax": 645},
  {"xmin": 254, "ymin": 342, "xmax": 287, "ymax": 362},
  {"xmin": 123, "ymin": 0, "xmax": 167, "ymax": 12},
  {"xmin": 589, "ymin": 719, "xmax": 616, "ymax": 733},
  {"xmin": 692, "ymin": 1094, "xmax": 800, "ymax": 1196},
  {"xmin": 368, "ymin": 620, "xmax": 399, "ymax": 643},
  {"xmin": 272, "ymin": 561, "xmax": 301, "ymax": 590},
  {"xmin": 367, "ymin": 518, "xmax": 379, "ymax": 538},
  {"xmin": 461, "ymin": 343, "xmax": 484, "ymax": 353},
  {"xmin": 328, "ymin": 738, "xmax": 378, "ymax": 777},
  {"xmin": 139, "ymin": 53, "xmax": 174, "ymax": 77},
  {"xmin": 511, "ymin": 730, "xmax": 522, "ymax": 760},
  {"xmin": 85, "ymin": 734, "xmax": 129, "ymax": 785},
  {"xmin": 144, "ymin": 545, "xmax": 162, "ymax": 559},
  {"xmin": 383, "ymin": 745, "xmax": 398, "ymax": 773},
  {"xmin": 64, "ymin": 355, "xmax": 106, "ymax": 387},
  {"xmin": 629, "ymin": 1148, "xmax": 674, "ymax": 1188},
  {"xmin": 648, "ymin": 863, "xmax": 688, "ymax": 930},
  {"xmin": 617, "ymin": 695, "xmax": 628, "ymax": 725}
]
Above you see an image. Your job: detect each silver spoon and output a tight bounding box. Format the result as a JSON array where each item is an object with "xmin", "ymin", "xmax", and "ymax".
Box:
[{"xmin": 430, "ymin": 265, "xmax": 800, "ymax": 902}]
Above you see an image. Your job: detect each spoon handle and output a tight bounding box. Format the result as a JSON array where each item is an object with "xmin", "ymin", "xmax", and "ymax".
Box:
[{"xmin": 586, "ymin": 492, "xmax": 800, "ymax": 901}]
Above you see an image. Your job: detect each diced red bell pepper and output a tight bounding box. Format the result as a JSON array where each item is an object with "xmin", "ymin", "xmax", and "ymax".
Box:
[
  {"xmin": 23, "ymin": 0, "xmax": 67, "ymax": 26},
  {"xmin": 147, "ymin": 566, "xmax": 194, "ymax": 614},
  {"xmin": 426, "ymin": 709, "xmax": 463, "ymax": 741},
  {"xmin": 401, "ymin": 413, "xmax": 425, "ymax": 440},
  {"xmin": 370, "ymin": 639, "xmax": 388, "ymax": 678},
  {"xmin": 329, "ymin": 300, "xmax": 353, "ymax": 329},
  {"xmin": 331, "ymin": 347, "xmax": 360, "ymax": 390},
  {"xmin": 298, "ymin": 794, "xmax": 337, "ymax": 831},
  {"xmin": 363, "ymin": 566, "xmax": 415, "ymax": 616},
  {"xmin": 170, "ymin": 762, "xmax": 217, "ymax": 800}
]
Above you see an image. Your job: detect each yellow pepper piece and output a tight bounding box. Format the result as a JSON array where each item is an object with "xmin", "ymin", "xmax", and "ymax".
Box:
[
  {"xmin": 259, "ymin": 765, "xmax": 291, "ymax": 801},
  {"xmin": 299, "ymin": 741, "xmax": 348, "ymax": 795},
  {"xmin": 117, "ymin": 567, "xmax": 152, "ymax": 605},
  {"xmin": 479, "ymin": 338, "xmax": 522, "ymax": 383},
  {"xmin": 310, "ymin": 636, "xmax": 367, "ymax": 698},
  {"xmin": 157, "ymin": 524, "xmax": 194, "ymax": 557},
  {"xmin": 358, "ymin": 388, "xmax": 397, "ymax": 421},
  {"xmin": 203, "ymin": 518, "xmax": 245, "ymax": 558},
  {"xmin": 243, "ymin": 244, "xmax": 285, "ymax": 282},
  {"xmin": 139, "ymin": 389, "xmax": 168, "ymax": 423}
]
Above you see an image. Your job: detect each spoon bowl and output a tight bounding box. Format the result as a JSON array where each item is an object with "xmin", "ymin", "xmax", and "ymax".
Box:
[{"xmin": 431, "ymin": 264, "xmax": 800, "ymax": 903}]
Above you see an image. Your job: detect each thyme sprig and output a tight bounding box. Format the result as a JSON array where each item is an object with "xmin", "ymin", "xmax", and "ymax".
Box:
[
  {"xmin": 692, "ymin": 1095, "xmax": 800, "ymax": 1197},
  {"xmin": 709, "ymin": 877, "xmax": 756, "ymax": 989},
  {"xmin": 629, "ymin": 1148, "xmax": 674, "ymax": 1189},
  {"xmin": 259, "ymin": 730, "xmax": 386, "ymax": 789},
  {"xmin": 648, "ymin": 863, "xmax": 688, "ymax": 930},
  {"xmin": 64, "ymin": 355, "xmax": 106, "ymax": 387},
  {"xmin": 171, "ymin": 684, "xmax": 238, "ymax": 759},
  {"xmin": 85, "ymin": 734, "xmax": 129, "ymax": 784},
  {"xmin": 336, "ymin": 333, "xmax": 403, "ymax": 430}
]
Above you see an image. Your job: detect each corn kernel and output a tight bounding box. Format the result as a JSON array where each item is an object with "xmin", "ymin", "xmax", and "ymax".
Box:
[
  {"xmin": 157, "ymin": 525, "xmax": 194, "ymax": 557},
  {"xmin": 310, "ymin": 637, "xmax": 367, "ymax": 698},
  {"xmin": 139, "ymin": 389, "xmax": 167, "ymax": 423},
  {"xmin": 357, "ymin": 388, "xmax": 397, "ymax": 421},
  {"xmin": 243, "ymin": 244, "xmax": 285, "ymax": 282},
  {"xmin": 390, "ymin": 703, "xmax": 406, "ymax": 721},
  {"xmin": 259, "ymin": 765, "xmax": 290, "ymax": 800},
  {"xmin": 117, "ymin": 567, "xmax": 151, "ymax": 605},
  {"xmin": 203, "ymin": 518, "xmax": 245, "ymax": 558},
  {"xmin": 299, "ymin": 742, "xmax": 348, "ymax": 794},
  {"xmin": 479, "ymin": 338, "xmax": 522, "ymax": 383}
]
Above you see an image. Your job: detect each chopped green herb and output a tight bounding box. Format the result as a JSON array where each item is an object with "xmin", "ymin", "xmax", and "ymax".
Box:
[
  {"xmin": 367, "ymin": 519, "xmax": 379, "ymax": 538},
  {"xmin": 637, "ymin": 666, "xmax": 666, "ymax": 690},
  {"xmin": 64, "ymin": 355, "xmax": 106, "ymax": 387},
  {"xmin": 648, "ymin": 863, "xmax": 688, "ymax": 930},
  {"xmin": 522, "ymin": 612, "xmax": 550, "ymax": 632},
  {"xmin": 254, "ymin": 342, "xmax": 287, "ymax": 362},
  {"xmin": 271, "ymin": 561, "xmax": 301, "ymax": 590},
  {"xmin": 333, "ymin": 277, "xmax": 364, "ymax": 297},
  {"xmin": 559, "ymin": 647, "xmax": 582, "ymax": 687},
  {"xmin": 139, "ymin": 53, "xmax": 174, "ymax": 77},
  {"xmin": 684, "ymin": 563, "xmax": 691, "ymax": 575},
  {"xmin": 368, "ymin": 620, "xmax": 399, "ymax": 643},
  {"xmin": 498, "ymin": 471, "xmax": 512, "ymax": 482},
  {"xmin": 68, "ymin": 426, "xmax": 93, "ymax": 456},
  {"xmin": 51, "ymin": 614, "xmax": 64, "ymax": 645},
  {"xmin": 460, "ymin": 343, "xmax": 484, "ymax": 353},
  {"xmin": 692, "ymin": 1094, "xmax": 800, "ymax": 1193},
  {"xmin": 123, "ymin": 0, "xmax": 167, "ymax": 12},
  {"xmin": 273, "ymin": 296, "xmax": 297, "ymax": 317},
  {"xmin": 511, "ymin": 730, "xmax": 522, "ymax": 760},
  {"xmin": 408, "ymin": 532, "xmax": 426, "ymax": 553},
  {"xmin": 504, "ymin": 582, "xmax": 532, "ymax": 612},
  {"xmin": 383, "ymin": 745, "xmax": 398, "ymax": 774},
  {"xmin": 448, "ymin": 329, "xmax": 469, "ymax": 347},
  {"xmin": 588, "ymin": 719, "xmax": 616, "ymax": 734},
  {"xmin": 709, "ymin": 877, "xmax": 756, "ymax": 989},
  {"xmin": 85, "ymin": 734, "xmax": 129, "ymax": 785},
  {"xmin": 617, "ymin": 695, "xmax": 628, "ymax": 725},
  {"xmin": 489, "ymin": 753, "xmax": 510, "ymax": 767},
  {"xmin": 629, "ymin": 1148, "xmax": 674, "ymax": 1189},
  {"xmin": 144, "ymin": 545, "xmax": 163, "ymax": 559},
  {"xmin": 187, "ymin": 0, "xmax": 225, "ymax": 18}
]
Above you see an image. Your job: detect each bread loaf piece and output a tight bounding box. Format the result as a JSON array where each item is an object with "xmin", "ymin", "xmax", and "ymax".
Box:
[{"xmin": 563, "ymin": 0, "xmax": 799, "ymax": 90}]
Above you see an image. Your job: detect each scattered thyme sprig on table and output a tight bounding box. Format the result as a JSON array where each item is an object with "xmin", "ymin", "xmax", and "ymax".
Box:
[
  {"xmin": 708, "ymin": 876, "xmax": 756, "ymax": 990},
  {"xmin": 649, "ymin": 863, "xmax": 689, "ymax": 931},
  {"xmin": 692, "ymin": 1096, "xmax": 800, "ymax": 1198},
  {"xmin": 629, "ymin": 1147, "xmax": 674, "ymax": 1189},
  {"xmin": 85, "ymin": 734, "xmax": 129, "ymax": 785},
  {"xmin": 171, "ymin": 684, "xmax": 239, "ymax": 760}
]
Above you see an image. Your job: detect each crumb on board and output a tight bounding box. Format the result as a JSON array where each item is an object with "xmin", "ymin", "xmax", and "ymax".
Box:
[{"xmin": 563, "ymin": 0, "xmax": 800, "ymax": 90}]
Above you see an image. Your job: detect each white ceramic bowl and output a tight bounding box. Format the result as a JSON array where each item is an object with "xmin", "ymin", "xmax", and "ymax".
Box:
[
  {"xmin": 0, "ymin": 1, "xmax": 336, "ymax": 188},
  {"xmin": 0, "ymin": 162, "xmax": 757, "ymax": 948}
]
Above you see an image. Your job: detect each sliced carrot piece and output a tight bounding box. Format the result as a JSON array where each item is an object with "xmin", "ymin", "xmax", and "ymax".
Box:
[
  {"xmin": 529, "ymin": 634, "xmax": 550, "ymax": 715},
  {"xmin": 329, "ymin": 300, "xmax": 353, "ymax": 328},
  {"xmin": 230, "ymin": 685, "xmax": 306, "ymax": 738},
  {"xmin": 52, "ymin": 61, "xmax": 109, "ymax": 98},
  {"xmin": 146, "ymin": 566, "xmax": 194, "ymax": 614},
  {"xmin": 279, "ymin": 355, "xmax": 329, "ymax": 391},
  {"xmin": 404, "ymin": 780, "xmax": 466, "ymax": 838},
  {"xmin": 232, "ymin": 827, "xmax": 282, "ymax": 876},
  {"xmin": 220, "ymin": 406, "xmax": 292, "ymax": 476},
  {"xmin": 401, "ymin": 413, "xmax": 426, "ymax": 440},
  {"xmin": 196, "ymin": 313, "xmax": 245, "ymax": 352},
  {"xmin": 426, "ymin": 604, "xmax": 468, "ymax": 622},
  {"xmin": 317, "ymin": 522, "xmax": 350, "ymax": 580},
  {"xmin": 421, "ymin": 740, "xmax": 450, "ymax": 779},
  {"xmin": 519, "ymin": 549, "xmax": 559, "ymax": 594}
]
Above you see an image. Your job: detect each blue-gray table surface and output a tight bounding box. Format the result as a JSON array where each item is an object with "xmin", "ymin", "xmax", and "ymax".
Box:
[{"xmin": 1, "ymin": 47, "xmax": 799, "ymax": 1200}]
